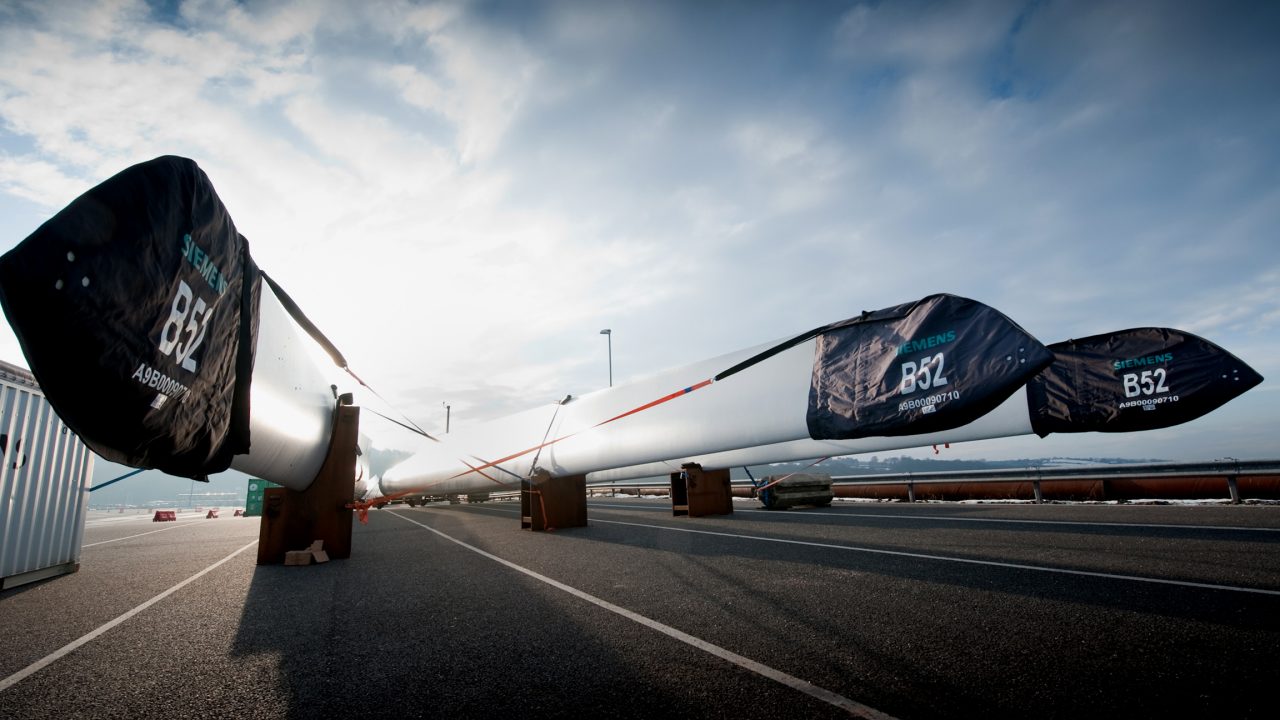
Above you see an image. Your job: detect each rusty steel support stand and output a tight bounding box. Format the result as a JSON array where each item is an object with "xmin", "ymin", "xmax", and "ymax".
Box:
[
  {"xmin": 257, "ymin": 404, "xmax": 358, "ymax": 564},
  {"xmin": 521, "ymin": 469, "xmax": 587, "ymax": 531},
  {"xmin": 670, "ymin": 463, "xmax": 732, "ymax": 518}
]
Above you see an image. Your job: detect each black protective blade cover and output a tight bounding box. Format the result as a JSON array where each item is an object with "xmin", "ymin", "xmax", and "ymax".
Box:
[
  {"xmin": 807, "ymin": 293, "xmax": 1053, "ymax": 440},
  {"xmin": 1027, "ymin": 328, "xmax": 1262, "ymax": 436},
  {"xmin": 0, "ymin": 156, "xmax": 260, "ymax": 477}
]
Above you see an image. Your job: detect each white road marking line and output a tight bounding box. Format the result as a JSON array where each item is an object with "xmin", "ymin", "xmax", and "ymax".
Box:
[
  {"xmin": 388, "ymin": 510, "xmax": 894, "ymax": 719},
  {"xmin": 591, "ymin": 518, "xmax": 1280, "ymax": 596},
  {"xmin": 82, "ymin": 522, "xmax": 202, "ymax": 547},
  {"xmin": 0, "ymin": 540, "xmax": 258, "ymax": 693},
  {"xmin": 84, "ymin": 513, "xmax": 208, "ymax": 527},
  {"xmin": 84, "ymin": 514, "xmax": 166, "ymax": 526},
  {"xmin": 420, "ymin": 504, "xmax": 1280, "ymax": 594},
  {"xmin": 588, "ymin": 502, "xmax": 1280, "ymax": 533}
]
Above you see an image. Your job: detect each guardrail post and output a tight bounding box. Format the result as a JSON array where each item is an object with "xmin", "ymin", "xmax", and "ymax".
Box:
[
  {"xmin": 1033, "ymin": 479, "xmax": 1043, "ymax": 504},
  {"xmin": 1226, "ymin": 475, "xmax": 1241, "ymax": 504},
  {"xmin": 906, "ymin": 480, "xmax": 916, "ymax": 503}
]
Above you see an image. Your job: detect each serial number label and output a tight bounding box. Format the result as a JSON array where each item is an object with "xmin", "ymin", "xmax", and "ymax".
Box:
[
  {"xmin": 900, "ymin": 389, "xmax": 961, "ymax": 414},
  {"xmin": 131, "ymin": 362, "xmax": 191, "ymax": 402},
  {"xmin": 157, "ymin": 279, "xmax": 215, "ymax": 374},
  {"xmin": 1122, "ymin": 368, "xmax": 1170, "ymax": 398},
  {"xmin": 899, "ymin": 352, "xmax": 949, "ymax": 394},
  {"xmin": 1119, "ymin": 368, "xmax": 1178, "ymax": 411}
]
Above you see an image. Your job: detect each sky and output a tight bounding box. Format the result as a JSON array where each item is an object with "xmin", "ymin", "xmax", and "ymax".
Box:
[{"xmin": 1, "ymin": 0, "xmax": 1278, "ymax": 497}]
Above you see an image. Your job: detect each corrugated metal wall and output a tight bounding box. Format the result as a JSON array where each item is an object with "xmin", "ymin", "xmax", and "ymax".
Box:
[{"xmin": 1, "ymin": 360, "xmax": 94, "ymax": 589}]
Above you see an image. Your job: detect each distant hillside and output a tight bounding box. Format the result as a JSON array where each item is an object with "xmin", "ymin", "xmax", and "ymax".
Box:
[{"xmin": 712, "ymin": 456, "xmax": 1168, "ymax": 483}]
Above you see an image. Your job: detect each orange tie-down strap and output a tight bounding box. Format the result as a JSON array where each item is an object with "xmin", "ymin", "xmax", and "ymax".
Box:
[
  {"xmin": 524, "ymin": 488, "xmax": 555, "ymax": 531},
  {"xmin": 347, "ymin": 376, "xmax": 722, "ymax": 520},
  {"xmin": 346, "ymin": 490, "xmax": 417, "ymax": 524},
  {"xmin": 445, "ymin": 379, "xmax": 716, "ymax": 484}
]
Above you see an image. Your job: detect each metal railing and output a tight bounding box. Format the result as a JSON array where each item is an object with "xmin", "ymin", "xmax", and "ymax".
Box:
[
  {"xmin": 585, "ymin": 460, "xmax": 1280, "ymax": 504},
  {"xmin": 830, "ymin": 459, "xmax": 1280, "ymax": 503},
  {"xmin": 831, "ymin": 459, "xmax": 1280, "ymax": 484}
]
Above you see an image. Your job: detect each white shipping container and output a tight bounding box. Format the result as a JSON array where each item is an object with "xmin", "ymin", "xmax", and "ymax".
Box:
[{"xmin": 1, "ymin": 359, "xmax": 94, "ymax": 590}]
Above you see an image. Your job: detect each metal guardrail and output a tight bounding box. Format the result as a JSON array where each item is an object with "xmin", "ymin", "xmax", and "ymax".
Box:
[
  {"xmin": 828, "ymin": 459, "xmax": 1280, "ymax": 503},
  {"xmin": 828, "ymin": 459, "xmax": 1280, "ymax": 486},
  {"xmin": 585, "ymin": 460, "xmax": 1280, "ymax": 503}
]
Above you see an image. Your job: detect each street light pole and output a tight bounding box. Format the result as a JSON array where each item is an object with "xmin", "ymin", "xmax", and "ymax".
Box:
[{"xmin": 600, "ymin": 329, "xmax": 612, "ymax": 387}]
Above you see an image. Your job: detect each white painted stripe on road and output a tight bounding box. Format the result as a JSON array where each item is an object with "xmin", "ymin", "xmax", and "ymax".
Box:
[
  {"xmin": 589, "ymin": 502, "xmax": 1280, "ymax": 534},
  {"xmin": 591, "ymin": 518, "xmax": 1280, "ymax": 596},
  {"xmin": 388, "ymin": 510, "xmax": 894, "ymax": 719},
  {"xmin": 0, "ymin": 540, "xmax": 258, "ymax": 693},
  {"xmin": 84, "ymin": 512, "xmax": 210, "ymax": 527},
  {"xmin": 84, "ymin": 514, "xmax": 169, "ymax": 527},
  {"xmin": 82, "ymin": 521, "xmax": 203, "ymax": 547}
]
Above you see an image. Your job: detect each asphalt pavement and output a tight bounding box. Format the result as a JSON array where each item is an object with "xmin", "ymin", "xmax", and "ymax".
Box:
[{"xmin": 2, "ymin": 498, "xmax": 1278, "ymax": 719}]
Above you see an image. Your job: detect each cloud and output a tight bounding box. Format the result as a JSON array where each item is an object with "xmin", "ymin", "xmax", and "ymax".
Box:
[
  {"xmin": 0, "ymin": 154, "xmax": 87, "ymax": 207},
  {"xmin": 833, "ymin": 0, "xmax": 1026, "ymax": 70},
  {"xmin": 0, "ymin": 0, "xmax": 1276, "ymax": 464}
]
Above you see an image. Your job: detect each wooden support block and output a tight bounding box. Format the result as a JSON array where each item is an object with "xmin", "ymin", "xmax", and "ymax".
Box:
[
  {"xmin": 521, "ymin": 469, "xmax": 587, "ymax": 531},
  {"xmin": 257, "ymin": 405, "xmax": 359, "ymax": 564},
  {"xmin": 673, "ymin": 463, "xmax": 733, "ymax": 518},
  {"xmin": 284, "ymin": 550, "xmax": 313, "ymax": 566}
]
